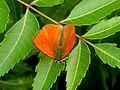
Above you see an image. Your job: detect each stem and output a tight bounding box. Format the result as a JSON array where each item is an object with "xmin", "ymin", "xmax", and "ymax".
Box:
[
  {"xmin": 59, "ymin": 19, "xmax": 66, "ymax": 23},
  {"xmin": 17, "ymin": 0, "xmax": 59, "ymax": 24},
  {"xmin": 75, "ymin": 34, "xmax": 80, "ymax": 38},
  {"xmin": 82, "ymin": 38, "xmax": 95, "ymax": 47},
  {"xmin": 82, "ymin": 38, "xmax": 91, "ymax": 44}
]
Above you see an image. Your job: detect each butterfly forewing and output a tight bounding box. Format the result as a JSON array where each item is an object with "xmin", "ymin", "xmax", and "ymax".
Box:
[
  {"xmin": 62, "ymin": 24, "xmax": 76, "ymax": 58},
  {"xmin": 33, "ymin": 24, "xmax": 62, "ymax": 59},
  {"xmin": 33, "ymin": 24, "xmax": 76, "ymax": 61}
]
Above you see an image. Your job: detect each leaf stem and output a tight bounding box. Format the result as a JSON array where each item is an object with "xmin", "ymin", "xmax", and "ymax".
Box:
[
  {"xmin": 82, "ymin": 38, "xmax": 94, "ymax": 47},
  {"xmin": 17, "ymin": 0, "xmax": 59, "ymax": 24},
  {"xmin": 75, "ymin": 34, "xmax": 80, "ymax": 38},
  {"xmin": 59, "ymin": 19, "xmax": 67, "ymax": 23}
]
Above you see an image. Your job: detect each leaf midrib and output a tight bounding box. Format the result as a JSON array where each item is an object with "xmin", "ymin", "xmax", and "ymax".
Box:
[
  {"xmin": 63, "ymin": 0, "xmax": 115, "ymax": 22},
  {"xmin": 83, "ymin": 19, "xmax": 120, "ymax": 37},
  {"xmin": 71, "ymin": 41, "xmax": 81, "ymax": 90},
  {"xmin": 40, "ymin": 60, "xmax": 53, "ymax": 90},
  {"xmin": 95, "ymin": 44, "xmax": 120, "ymax": 64},
  {"xmin": 0, "ymin": 10, "xmax": 28, "ymax": 68}
]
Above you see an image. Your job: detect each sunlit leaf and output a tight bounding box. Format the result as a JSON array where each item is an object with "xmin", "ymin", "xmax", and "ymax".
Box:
[
  {"xmin": 94, "ymin": 43, "xmax": 120, "ymax": 68},
  {"xmin": 0, "ymin": 10, "xmax": 39, "ymax": 76},
  {"xmin": 32, "ymin": 54, "xmax": 65, "ymax": 90},
  {"xmin": 66, "ymin": 40, "xmax": 91, "ymax": 90},
  {"xmin": 60, "ymin": 0, "xmax": 120, "ymax": 26},
  {"xmin": 0, "ymin": 0, "xmax": 10, "ymax": 33},
  {"xmin": 83, "ymin": 16, "xmax": 120, "ymax": 40},
  {"xmin": 33, "ymin": 0, "xmax": 64, "ymax": 7}
]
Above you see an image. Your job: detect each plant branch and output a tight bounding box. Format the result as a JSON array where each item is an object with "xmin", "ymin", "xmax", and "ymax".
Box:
[{"xmin": 17, "ymin": 0, "xmax": 59, "ymax": 24}]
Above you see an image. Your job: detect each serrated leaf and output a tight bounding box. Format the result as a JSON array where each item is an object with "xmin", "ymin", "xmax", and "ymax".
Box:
[
  {"xmin": 33, "ymin": 0, "xmax": 64, "ymax": 7},
  {"xmin": 32, "ymin": 54, "xmax": 65, "ymax": 90},
  {"xmin": 60, "ymin": 0, "xmax": 120, "ymax": 26},
  {"xmin": 83, "ymin": 16, "xmax": 120, "ymax": 40},
  {"xmin": 0, "ymin": 10, "xmax": 39, "ymax": 76},
  {"xmin": 0, "ymin": 0, "xmax": 10, "ymax": 33},
  {"xmin": 66, "ymin": 40, "xmax": 91, "ymax": 90},
  {"xmin": 94, "ymin": 43, "xmax": 120, "ymax": 68}
]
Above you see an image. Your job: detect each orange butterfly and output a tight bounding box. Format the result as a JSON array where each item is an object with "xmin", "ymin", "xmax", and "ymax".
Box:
[{"xmin": 33, "ymin": 24, "xmax": 76, "ymax": 63}]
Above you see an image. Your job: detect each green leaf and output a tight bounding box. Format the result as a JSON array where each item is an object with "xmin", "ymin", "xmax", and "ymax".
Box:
[
  {"xmin": 0, "ymin": 0, "xmax": 10, "ymax": 33},
  {"xmin": 0, "ymin": 77, "xmax": 33, "ymax": 90},
  {"xmin": 60, "ymin": 0, "xmax": 120, "ymax": 26},
  {"xmin": 66, "ymin": 40, "xmax": 91, "ymax": 90},
  {"xmin": 33, "ymin": 0, "xmax": 64, "ymax": 7},
  {"xmin": 39, "ymin": 0, "xmax": 80, "ymax": 24},
  {"xmin": 5, "ymin": 0, "xmax": 21, "ymax": 23},
  {"xmin": 83, "ymin": 16, "xmax": 120, "ymax": 40},
  {"xmin": 0, "ymin": 10, "xmax": 39, "ymax": 76},
  {"xmin": 32, "ymin": 54, "xmax": 65, "ymax": 90},
  {"xmin": 94, "ymin": 43, "xmax": 120, "ymax": 68}
]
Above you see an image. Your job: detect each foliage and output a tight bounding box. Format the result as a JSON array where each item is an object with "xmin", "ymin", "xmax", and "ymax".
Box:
[
  {"xmin": 0, "ymin": 0, "xmax": 120, "ymax": 90},
  {"xmin": 0, "ymin": 0, "xmax": 9, "ymax": 33},
  {"xmin": 32, "ymin": 53, "xmax": 65, "ymax": 90},
  {"xmin": 66, "ymin": 40, "xmax": 90, "ymax": 90},
  {"xmin": 32, "ymin": 0, "xmax": 64, "ymax": 7}
]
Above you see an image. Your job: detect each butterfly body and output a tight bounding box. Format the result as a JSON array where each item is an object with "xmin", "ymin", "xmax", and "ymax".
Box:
[
  {"xmin": 33, "ymin": 24, "xmax": 75, "ymax": 63},
  {"xmin": 54, "ymin": 28, "xmax": 64, "ymax": 62}
]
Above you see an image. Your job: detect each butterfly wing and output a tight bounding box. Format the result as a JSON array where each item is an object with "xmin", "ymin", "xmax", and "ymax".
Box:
[
  {"xmin": 33, "ymin": 24, "xmax": 62, "ymax": 59},
  {"xmin": 62, "ymin": 24, "xmax": 76, "ymax": 58}
]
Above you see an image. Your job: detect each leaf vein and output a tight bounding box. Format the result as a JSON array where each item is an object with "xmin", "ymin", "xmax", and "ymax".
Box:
[
  {"xmin": 64, "ymin": 0, "xmax": 115, "ymax": 22},
  {"xmin": 95, "ymin": 45, "xmax": 120, "ymax": 64},
  {"xmin": 0, "ymin": 11, "xmax": 28, "ymax": 68}
]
